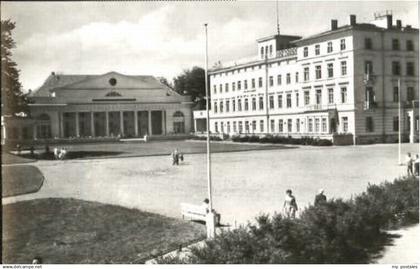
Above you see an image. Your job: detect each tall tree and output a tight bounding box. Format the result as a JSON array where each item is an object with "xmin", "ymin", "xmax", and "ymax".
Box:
[
  {"xmin": 173, "ymin": 66, "xmax": 206, "ymax": 108},
  {"xmin": 1, "ymin": 19, "xmax": 28, "ymax": 116}
]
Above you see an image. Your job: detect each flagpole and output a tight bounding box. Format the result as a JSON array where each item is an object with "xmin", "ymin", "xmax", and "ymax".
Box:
[
  {"xmin": 398, "ymin": 78, "xmax": 402, "ymax": 165},
  {"xmin": 204, "ymin": 23, "xmax": 215, "ymax": 238}
]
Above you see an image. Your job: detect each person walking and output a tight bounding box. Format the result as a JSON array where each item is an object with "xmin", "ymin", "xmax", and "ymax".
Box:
[
  {"xmin": 414, "ymin": 154, "xmax": 419, "ymax": 176},
  {"xmin": 171, "ymin": 148, "xmax": 179, "ymax": 165},
  {"xmin": 283, "ymin": 189, "xmax": 298, "ymax": 219},
  {"xmin": 406, "ymin": 153, "xmax": 414, "ymax": 176},
  {"xmin": 314, "ymin": 189, "xmax": 327, "ymax": 206}
]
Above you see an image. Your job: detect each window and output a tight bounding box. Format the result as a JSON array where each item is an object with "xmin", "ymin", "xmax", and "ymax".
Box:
[
  {"xmin": 277, "ymin": 74, "xmax": 282, "ymax": 85},
  {"xmin": 340, "ymin": 39, "xmax": 346, "ymax": 50},
  {"xmin": 269, "ymin": 45, "xmax": 273, "ymax": 56},
  {"xmin": 215, "ymin": 122, "xmax": 218, "ymax": 133},
  {"xmin": 232, "ymin": 82, "xmax": 236, "ymax": 91},
  {"xmin": 227, "ymin": 121, "xmax": 230, "ymax": 133},
  {"xmin": 296, "ymin": 119, "xmax": 300, "ymax": 132},
  {"xmin": 214, "ymin": 102, "xmax": 218, "ymax": 113},
  {"xmin": 296, "ymin": 93, "xmax": 299, "ymax": 107},
  {"xmin": 407, "ymin": 62, "xmax": 415, "ymax": 76},
  {"xmin": 407, "ymin": 87, "xmax": 415, "ymax": 102},
  {"xmin": 316, "ymin": 89, "xmax": 322, "ymax": 105},
  {"xmin": 393, "ymin": 116, "xmax": 399, "ymax": 131},
  {"xmin": 341, "ymin": 87, "xmax": 347, "ymax": 103},
  {"xmin": 393, "ymin": 87, "xmax": 399, "ymax": 102},
  {"xmin": 238, "ymin": 81, "xmax": 241, "ymax": 90},
  {"xmin": 245, "ymin": 121, "xmax": 249, "ymax": 133},
  {"xmin": 322, "ymin": 118, "xmax": 327, "ymax": 133},
  {"xmin": 392, "ymin": 39, "xmax": 400, "ymax": 50},
  {"xmin": 304, "ymin": 91, "xmax": 310, "ymax": 105},
  {"xmin": 226, "ymin": 100, "xmax": 230, "ymax": 112},
  {"xmin": 295, "ymin": 72, "xmax": 299, "ymax": 83},
  {"xmin": 270, "ymin": 120, "xmax": 275, "ymax": 133},
  {"xmin": 252, "ymin": 98, "xmax": 256, "ymax": 110},
  {"xmin": 219, "ymin": 84, "xmax": 223, "ymax": 93},
  {"xmin": 232, "ymin": 99, "xmax": 236, "ymax": 112},
  {"xmin": 342, "ymin": 117, "xmax": 348, "ymax": 133},
  {"xmin": 287, "ymin": 119, "xmax": 292, "ymax": 133},
  {"xmin": 365, "ymin": 61, "xmax": 373, "ymax": 75},
  {"xmin": 328, "ymin": 88, "xmax": 334, "ymax": 104},
  {"xmin": 260, "ymin": 47, "xmax": 264, "ymax": 59},
  {"xmin": 315, "ymin": 65, "xmax": 322, "ymax": 79},
  {"xmin": 286, "ymin": 94, "xmax": 292, "ymax": 108},
  {"xmin": 278, "ymin": 94, "xmax": 283, "ymax": 108},
  {"xmin": 252, "ymin": 78, "xmax": 256, "ymax": 88},
  {"xmin": 219, "ymin": 101, "xmax": 224, "ymax": 112},
  {"xmin": 269, "ymin": 76, "xmax": 274, "ymax": 86},
  {"xmin": 239, "ymin": 121, "xmax": 243, "ymax": 133},
  {"xmin": 258, "ymin": 77, "xmax": 263, "ymax": 88},
  {"xmin": 315, "ymin": 44, "xmax": 320, "ymax": 55},
  {"xmin": 365, "ymin": 38, "xmax": 372, "ymax": 49},
  {"xmin": 303, "ymin": 47, "xmax": 308, "ymax": 57},
  {"xmin": 252, "ymin": 121, "xmax": 256, "ymax": 132},
  {"xmin": 406, "ymin": 40, "xmax": 414, "ymax": 51},
  {"xmin": 238, "ymin": 99, "xmax": 242, "ymax": 111},
  {"xmin": 225, "ymin": 83, "xmax": 229, "ymax": 92},
  {"xmin": 279, "ymin": 119, "xmax": 284, "ymax": 132},
  {"xmin": 304, "ymin": 67, "xmax": 309, "ymax": 81},
  {"xmin": 286, "ymin": 73, "xmax": 291, "ymax": 84},
  {"xmin": 392, "ymin": 61, "xmax": 401, "ymax": 75},
  {"xmin": 260, "ymin": 120, "xmax": 264, "ymax": 133},
  {"xmin": 327, "ymin": 42, "xmax": 333, "ymax": 53},
  {"xmin": 233, "ymin": 121, "xmax": 237, "ymax": 133},
  {"xmin": 269, "ymin": 95, "xmax": 274, "ymax": 109},
  {"xmin": 327, "ymin": 63, "xmax": 334, "ymax": 78},
  {"xmin": 244, "ymin": 80, "xmax": 248, "ymax": 90},
  {"xmin": 213, "ymin": 85, "xmax": 216, "ymax": 94},
  {"xmin": 365, "ymin": 87, "xmax": 375, "ymax": 109},
  {"xmin": 315, "ymin": 118, "xmax": 320, "ymax": 133},
  {"xmin": 244, "ymin": 98, "xmax": 249, "ymax": 111},
  {"xmin": 366, "ymin": 117, "xmax": 374, "ymax": 132},
  {"xmin": 308, "ymin": 118, "xmax": 313, "ymax": 132},
  {"xmin": 259, "ymin": 96, "xmax": 264, "ymax": 110},
  {"xmin": 341, "ymin": 61, "xmax": 347, "ymax": 76}
]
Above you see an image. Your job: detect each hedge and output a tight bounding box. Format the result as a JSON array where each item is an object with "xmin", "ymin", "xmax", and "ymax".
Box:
[
  {"xmin": 157, "ymin": 176, "xmax": 418, "ymax": 264},
  {"xmin": 231, "ymin": 135, "xmax": 333, "ymax": 146}
]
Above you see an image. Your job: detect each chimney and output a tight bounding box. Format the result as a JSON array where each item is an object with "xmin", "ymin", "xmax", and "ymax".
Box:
[
  {"xmin": 386, "ymin": 14, "xmax": 393, "ymax": 29},
  {"xmin": 349, "ymin": 14, "xmax": 356, "ymax": 26},
  {"xmin": 331, "ymin": 19, "xmax": 338, "ymax": 30}
]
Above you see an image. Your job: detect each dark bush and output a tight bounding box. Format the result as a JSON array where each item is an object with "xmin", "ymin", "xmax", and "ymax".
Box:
[{"xmin": 158, "ymin": 176, "xmax": 418, "ymax": 264}]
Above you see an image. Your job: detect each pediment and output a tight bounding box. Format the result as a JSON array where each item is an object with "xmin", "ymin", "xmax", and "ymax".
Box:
[{"xmin": 59, "ymin": 72, "xmax": 163, "ymax": 90}]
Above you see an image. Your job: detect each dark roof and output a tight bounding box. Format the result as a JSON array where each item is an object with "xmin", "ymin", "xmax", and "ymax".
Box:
[{"xmin": 257, "ymin": 34, "xmax": 302, "ymax": 43}]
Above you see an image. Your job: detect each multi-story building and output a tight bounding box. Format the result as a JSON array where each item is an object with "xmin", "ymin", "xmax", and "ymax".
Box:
[{"xmin": 202, "ymin": 13, "xmax": 419, "ymax": 144}]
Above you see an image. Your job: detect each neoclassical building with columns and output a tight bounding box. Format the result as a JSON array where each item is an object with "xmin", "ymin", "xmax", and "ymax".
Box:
[{"xmin": 7, "ymin": 72, "xmax": 194, "ymax": 141}]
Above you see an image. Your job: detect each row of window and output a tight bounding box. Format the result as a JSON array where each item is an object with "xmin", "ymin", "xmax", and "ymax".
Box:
[
  {"xmin": 260, "ymin": 44, "xmax": 274, "ymax": 59},
  {"xmin": 391, "ymin": 61, "xmax": 416, "ymax": 76},
  {"xmin": 213, "ymin": 87, "xmax": 348, "ymax": 113},
  {"xmin": 213, "ymin": 117, "xmax": 348, "ymax": 134},
  {"xmin": 303, "ymin": 39, "xmax": 347, "ymax": 57}
]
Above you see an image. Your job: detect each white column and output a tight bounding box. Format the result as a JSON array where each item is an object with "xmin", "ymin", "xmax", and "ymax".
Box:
[
  {"xmin": 134, "ymin": 110, "xmax": 139, "ymax": 137},
  {"xmin": 105, "ymin": 112, "xmax": 110, "ymax": 136},
  {"xmin": 162, "ymin": 110, "xmax": 165, "ymax": 135},
  {"xmin": 194, "ymin": 118, "xmax": 197, "ymax": 133},
  {"xmin": 409, "ymin": 111, "xmax": 415, "ymax": 143},
  {"xmin": 33, "ymin": 125, "xmax": 37, "ymax": 140},
  {"xmin": 148, "ymin": 110, "xmax": 152, "ymax": 136},
  {"xmin": 120, "ymin": 111, "xmax": 124, "ymax": 136},
  {"xmin": 75, "ymin": 112, "xmax": 80, "ymax": 137},
  {"xmin": 91, "ymin": 112, "xmax": 95, "ymax": 137}
]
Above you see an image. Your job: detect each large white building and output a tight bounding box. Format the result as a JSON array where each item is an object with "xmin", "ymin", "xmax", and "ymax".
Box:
[{"xmin": 202, "ymin": 13, "xmax": 419, "ymax": 144}]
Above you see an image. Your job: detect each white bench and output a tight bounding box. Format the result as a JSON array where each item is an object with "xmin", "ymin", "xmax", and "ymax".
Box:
[{"xmin": 181, "ymin": 203, "xmax": 207, "ymax": 222}]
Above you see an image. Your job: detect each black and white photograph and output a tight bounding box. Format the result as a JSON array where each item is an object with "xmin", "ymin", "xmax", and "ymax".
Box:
[{"xmin": 1, "ymin": 0, "xmax": 419, "ymax": 266}]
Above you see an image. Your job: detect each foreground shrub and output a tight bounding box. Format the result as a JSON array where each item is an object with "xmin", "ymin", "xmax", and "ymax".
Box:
[{"xmin": 158, "ymin": 176, "xmax": 418, "ymax": 264}]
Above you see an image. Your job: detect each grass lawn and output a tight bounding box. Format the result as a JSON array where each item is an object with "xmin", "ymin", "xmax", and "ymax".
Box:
[
  {"xmin": 2, "ymin": 152, "xmax": 36, "ymax": 164},
  {"xmin": 2, "ymin": 165, "xmax": 44, "ymax": 197},
  {"xmin": 2, "ymin": 198, "xmax": 205, "ymax": 264}
]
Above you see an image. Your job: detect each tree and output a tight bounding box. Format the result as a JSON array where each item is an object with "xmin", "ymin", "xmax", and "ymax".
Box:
[
  {"xmin": 1, "ymin": 19, "xmax": 28, "ymax": 116},
  {"xmin": 173, "ymin": 66, "xmax": 206, "ymax": 109}
]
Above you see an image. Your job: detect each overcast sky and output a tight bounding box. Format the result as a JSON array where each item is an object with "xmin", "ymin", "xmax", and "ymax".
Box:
[{"xmin": 1, "ymin": 1, "xmax": 418, "ymax": 91}]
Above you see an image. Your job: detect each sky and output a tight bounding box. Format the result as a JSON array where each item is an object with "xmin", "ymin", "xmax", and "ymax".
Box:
[{"xmin": 1, "ymin": 1, "xmax": 418, "ymax": 91}]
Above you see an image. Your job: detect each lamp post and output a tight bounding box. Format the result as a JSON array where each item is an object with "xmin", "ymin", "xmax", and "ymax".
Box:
[
  {"xmin": 204, "ymin": 23, "xmax": 215, "ymax": 239},
  {"xmin": 398, "ymin": 78, "xmax": 402, "ymax": 165}
]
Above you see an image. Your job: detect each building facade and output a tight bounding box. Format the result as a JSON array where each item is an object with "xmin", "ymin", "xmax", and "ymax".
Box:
[
  {"xmin": 205, "ymin": 14, "xmax": 419, "ymax": 144},
  {"xmin": 4, "ymin": 72, "xmax": 194, "ymax": 143}
]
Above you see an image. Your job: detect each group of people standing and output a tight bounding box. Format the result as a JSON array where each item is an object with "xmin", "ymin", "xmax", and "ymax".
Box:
[
  {"xmin": 283, "ymin": 188, "xmax": 327, "ymax": 219},
  {"xmin": 171, "ymin": 148, "xmax": 184, "ymax": 165},
  {"xmin": 54, "ymin": 147, "xmax": 67, "ymax": 160},
  {"xmin": 406, "ymin": 153, "xmax": 419, "ymax": 176}
]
